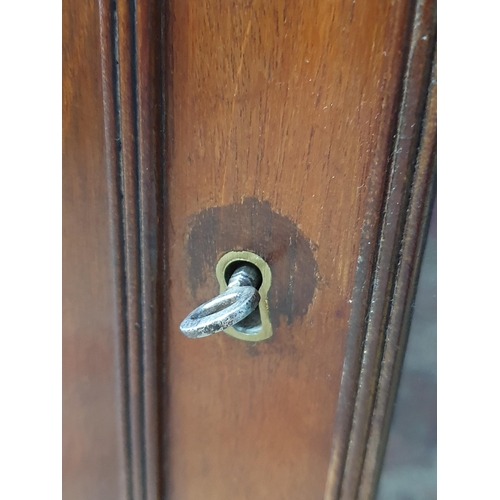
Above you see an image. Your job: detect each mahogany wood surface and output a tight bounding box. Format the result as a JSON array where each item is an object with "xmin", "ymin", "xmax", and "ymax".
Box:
[
  {"xmin": 358, "ymin": 53, "xmax": 437, "ymax": 500},
  {"xmin": 62, "ymin": 0, "xmax": 127, "ymax": 498},
  {"xmin": 325, "ymin": 2, "xmax": 436, "ymax": 497},
  {"xmin": 162, "ymin": 1, "xmax": 415, "ymax": 499},
  {"xmin": 62, "ymin": 0, "xmax": 436, "ymax": 498}
]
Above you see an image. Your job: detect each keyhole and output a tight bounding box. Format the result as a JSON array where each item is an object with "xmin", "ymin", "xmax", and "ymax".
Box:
[
  {"xmin": 224, "ymin": 261, "xmax": 263, "ymax": 333},
  {"xmin": 215, "ymin": 251, "xmax": 273, "ymax": 341}
]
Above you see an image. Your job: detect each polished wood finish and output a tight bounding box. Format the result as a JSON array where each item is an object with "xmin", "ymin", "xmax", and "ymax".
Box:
[
  {"xmin": 63, "ymin": 0, "xmax": 164, "ymax": 498},
  {"xmin": 110, "ymin": 0, "xmax": 164, "ymax": 497},
  {"xmin": 163, "ymin": 1, "xmax": 419, "ymax": 499},
  {"xmin": 99, "ymin": 0, "xmax": 165, "ymax": 498},
  {"xmin": 63, "ymin": 0, "xmax": 127, "ymax": 498},
  {"xmin": 63, "ymin": 0, "xmax": 436, "ymax": 498},
  {"xmin": 360, "ymin": 57, "xmax": 436, "ymax": 500},
  {"xmin": 326, "ymin": 1, "xmax": 436, "ymax": 497}
]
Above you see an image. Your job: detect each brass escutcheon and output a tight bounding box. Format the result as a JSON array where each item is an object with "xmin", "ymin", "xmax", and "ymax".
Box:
[{"xmin": 215, "ymin": 251, "xmax": 273, "ymax": 341}]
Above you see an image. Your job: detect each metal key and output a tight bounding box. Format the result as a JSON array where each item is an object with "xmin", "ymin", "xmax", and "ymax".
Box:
[{"xmin": 180, "ymin": 264, "xmax": 261, "ymax": 339}]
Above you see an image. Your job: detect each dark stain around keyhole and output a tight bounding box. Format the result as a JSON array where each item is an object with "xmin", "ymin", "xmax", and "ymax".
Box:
[{"xmin": 186, "ymin": 197, "xmax": 318, "ymax": 328}]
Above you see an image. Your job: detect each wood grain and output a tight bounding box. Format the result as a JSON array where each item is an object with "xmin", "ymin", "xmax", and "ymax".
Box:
[
  {"xmin": 325, "ymin": 0, "xmax": 437, "ymax": 498},
  {"xmin": 63, "ymin": 0, "xmax": 164, "ymax": 498},
  {"xmin": 63, "ymin": 0, "xmax": 436, "ymax": 498},
  {"xmin": 359, "ymin": 53, "xmax": 437, "ymax": 500},
  {"xmin": 99, "ymin": 0, "xmax": 165, "ymax": 498},
  {"xmin": 162, "ymin": 1, "xmax": 415, "ymax": 498},
  {"xmin": 111, "ymin": 0, "xmax": 164, "ymax": 497},
  {"xmin": 63, "ymin": 0, "xmax": 128, "ymax": 498}
]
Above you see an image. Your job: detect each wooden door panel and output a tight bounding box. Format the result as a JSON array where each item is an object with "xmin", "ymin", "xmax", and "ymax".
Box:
[
  {"xmin": 62, "ymin": 0, "xmax": 436, "ymax": 498},
  {"xmin": 164, "ymin": 1, "xmax": 413, "ymax": 498}
]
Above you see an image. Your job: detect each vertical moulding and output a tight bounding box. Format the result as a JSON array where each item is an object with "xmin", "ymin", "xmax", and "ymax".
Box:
[{"xmin": 215, "ymin": 251, "xmax": 273, "ymax": 342}]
